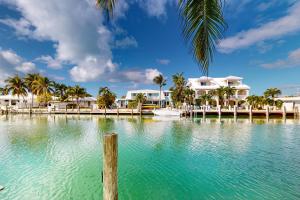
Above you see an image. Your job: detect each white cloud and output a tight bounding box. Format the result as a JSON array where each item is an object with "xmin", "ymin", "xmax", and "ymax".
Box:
[
  {"xmin": 109, "ymin": 68, "xmax": 162, "ymax": 84},
  {"xmin": 35, "ymin": 55, "xmax": 63, "ymax": 69},
  {"xmin": 1, "ymin": 0, "xmax": 115, "ymax": 82},
  {"xmin": 15, "ymin": 61, "xmax": 36, "ymax": 73},
  {"xmin": 114, "ymin": 36, "xmax": 138, "ymax": 49},
  {"xmin": 156, "ymin": 58, "xmax": 170, "ymax": 65},
  {"xmin": 137, "ymin": 0, "xmax": 174, "ymax": 18},
  {"xmin": 0, "ymin": 49, "xmax": 36, "ymax": 85},
  {"xmin": 261, "ymin": 48, "xmax": 300, "ymax": 69},
  {"xmin": 219, "ymin": 1, "xmax": 300, "ymax": 53}
]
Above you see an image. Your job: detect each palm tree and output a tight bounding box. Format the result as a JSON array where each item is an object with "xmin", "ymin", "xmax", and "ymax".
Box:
[
  {"xmin": 199, "ymin": 93, "xmax": 212, "ymax": 105},
  {"xmin": 135, "ymin": 93, "xmax": 146, "ymax": 105},
  {"xmin": 53, "ymin": 82, "xmax": 69, "ymax": 102},
  {"xmin": 264, "ymin": 88, "xmax": 281, "ymax": 106},
  {"xmin": 223, "ymin": 86, "xmax": 236, "ymax": 106},
  {"xmin": 96, "ymin": 0, "xmax": 226, "ymax": 74},
  {"xmin": 212, "ymin": 86, "xmax": 225, "ymax": 107},
  {"xmin": 184, "ymin": 88, "xmax": 195, "ymax": 105},
  {"xmin": 170, "ymin": 73, "xmax": 186, "ymax": 107},
  {"xmin": 153, "ymin": 74, "xmax": 167, "ymax": 108},
  {"xmin": 32, "ymin": 76, "xmax": 54, "ymax": 106},
  {"xmin": 24, "ymin": 73, "xmax": 41, "ymax": 110},
  {"xmin": 98, "ymin": 87, "xmax": 116, "ymax": 108},
  {"xmin": 5, "ymin": 75, "xmax": 28, "ymax": 106},
  {"xmin": 69, "ymin": 85, "xmax": 88, "ymax": 111}
]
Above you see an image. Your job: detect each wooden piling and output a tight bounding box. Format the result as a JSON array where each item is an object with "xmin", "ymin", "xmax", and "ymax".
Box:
[
  {"xmin": 131, "ymin": 108, "xmax": 133, "ymax": 116},
  {"xmin": 103, "ymin": 133, "xmax": 118, "ymax": 200},
  {"xmin": 249, "ymin": 106, "xmax": 253, "ymax": 121},
  {"xmin": 117, "ymin": 107, "xmax": 119, "ymax": 117},
  {"xmin": 218, "ymin": 105, "xmax": 221, "ymax": 118},
  {"xmin": 266, "ymin": 106, "xmax": 269, "ymax": 121},
  {"xmin": 203, "ymin": 106, "xmax": 206, "ymax": 119},
  {"xmin": 282, "ymin": 106, "xmax": 286, "ymax": 119},
  {"xmin": 233, "ymin": 105, "xmax": 237, "ymax": 119},
  {"xmin": 105, "ymin": 107, "xmax": 107, "ymax": 117}
]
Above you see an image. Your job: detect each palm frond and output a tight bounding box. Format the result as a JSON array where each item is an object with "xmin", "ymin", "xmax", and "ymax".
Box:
[
  {"xmin": 179, "ymin": 0, "xmax": 227, "ymax": 75},
  {"xmin": 96, "ymin": 0, "xmax": 116, "ymax": 19}
]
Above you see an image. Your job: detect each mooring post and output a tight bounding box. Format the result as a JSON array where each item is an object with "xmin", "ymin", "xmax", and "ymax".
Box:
[
  {"xmin": 103, "ymin": 133, "xmax": 118, "ymax": 200},
  {"xmin": 117, "ymin": 107, "xmax": 119, "ymax": 117},
  {"xmin": 131, "ymin": 107, "xmax": 133, "ymax": 116},
  {"xmin": 105, "ymin": 106, "xmax": 107, "ymax": 117},
  {"xmin": 233, "ymin": 105, "xmax": 237, "ymax": 119},
  {"xmin": 266, "ymin": 106, "xmax": 269, "ymax": 121},
  {"xmin": 249, "ymin": 105, "xmax": 253, "ymax": 121},
  {"xmin": 203, "ymin": 106, "xmax": 206, "ymax": 119},
  {"xmin": 282, "ymin": 106, "xmax": 286, "ymax": 120},
  {"xmin": 218, "ymin": 105, "xmax": 221, "ymax": 118}
]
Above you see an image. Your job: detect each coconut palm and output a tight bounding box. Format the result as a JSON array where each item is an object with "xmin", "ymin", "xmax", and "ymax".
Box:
[
  {"xmin": 212, "ymin": 86, "xmax": 225, "ymax": 106},
  {"xmin": 96, "ymin": 0, "xmax": 226, "ymax": 74},
  {"xmin": 170, "ymin": 73, "xmax": 187, "ymax": 107},
  {"xmin": 264, "ymin": 88, "xmax": 281, "ymax": 106},
  {"xmin": 199, "ymin": 93, "xmax": 212, "ymax": 105},
  {"xmin": 223, "ymin": 86, "xmax": 236, "ymax": 106},
  {"xmin": 32, "ymin": 76, "xmax": 54, "ymax": 106},
  {"xmin": 184, "ymin": 88, "xmax": 195, "ymax": 105},
  {"xmin": 53, "ymin": 82, "xmax": 69, "ymax": 102},
  {"xmin": 68, "ymin": 85, "xmax": 88, "ymax": 111},
  {"xmin": 153, "ymin": 74, "xmax": 167, "ymax": 108},
  {"xmin": 5, "ymin": 75, "xmax": 28, "ymax": 106},
  {"xmin": 24, "ymin": 73, "xmax": 41, "ymax": 110},
  {"xmin": 98, "ymin": 87, "xmax": 116, "ymax": 108},
  {"xmin": 135, "ymin": 93, "xmax": 146, "ymax": 105}
]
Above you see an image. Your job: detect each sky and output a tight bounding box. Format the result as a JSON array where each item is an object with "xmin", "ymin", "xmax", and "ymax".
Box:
[{"xmin": 0, "ymin": 0, "xmax": 300, "ymax": 97}]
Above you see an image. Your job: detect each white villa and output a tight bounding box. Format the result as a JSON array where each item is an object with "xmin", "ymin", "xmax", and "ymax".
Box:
[
  {"xmin": 187, "ymin": 76, "xmax": 250, "ymax": 105},
  {"xmin": 116, "ymin": 89, "xmax": 172, "ymax": 108}
]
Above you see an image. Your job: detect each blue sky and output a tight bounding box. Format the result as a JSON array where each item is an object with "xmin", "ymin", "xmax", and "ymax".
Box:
[{"xmin": 0, "ymin": 0, "xmax": 300, "ymax": 97}]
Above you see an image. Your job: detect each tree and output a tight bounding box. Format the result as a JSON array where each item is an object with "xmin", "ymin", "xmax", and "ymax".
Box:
[
  {"xmin": 264, "ymin": 88, "xmax": 281, "ymax": 106},
  {"xmin": 153, "ymin": 74, "xmax": 167, "ymax": 108},
  {"xmin": 223, "ymin": 86, "xmax": 236, "ymax": 106},
  {"xmin": 212, "ymin": 87, "xmax": 225, "ymax": 107},
  {"xmin": 96, "ymin": 0, "xmax": 226, "ymax": 74},
  {"xmin": 170, "ymin": 73, "xmax": 187, "ymax": 107},
  {"xmin": 53, "ymin": 82, "xmax": 69, "ymax": 102},
  {"xmin": 68, "ymin": 85, "xmax": 88, "ymax": 111},
  {"xmin": 97, "ymin": 87, "xmax": 116, "ymax": 109},
  {"xmin": 199, "ymin": 93, "xmax": 212, "ymax": 105},
  {"xmin": 24, "ymin": 73, "xmax": 41, "ymax": 109},
  {"xmin": 5, "ymin": 75, "xmax": 28, "ymax": 106},
  {"xmin": 32, "ymin": 76, "xmax": 54, "ymax": 106},
  {"xmin": 184, "ymin": 88, "xmax": 195, "ymax": 105},
  {"xmin": 275, "ymin": 100, "xmax": 283, "ymax": 109},
  {"xmin": 0, "ymin": 87, "xmax": 8, "ymax": 95}
]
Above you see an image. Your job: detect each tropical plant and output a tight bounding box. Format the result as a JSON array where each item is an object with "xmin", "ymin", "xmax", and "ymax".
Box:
[
  {"xmin": 5, "ymin": 75, "xmax": 28, "ymax": 106},
  {"xmin": 184, "ymin": 88, "xmax": 195, "ymax": 105},
  {"xmin": 53, "ymin": 82, "xmax": 69, "ymax": 102},
  {"xmin": 97, "ymin": 87, "xmax": 116, "ymax": 109},
  {"xmin": 170, "ymin": 73, "xmax": 187, "ymax": 107},
  {"xmin": 24, "ymin": 73, "xmax": 41, "ymax": 109},
  {"xmin": 32, "ymin": 76, "xmax": 54, "ymax": 106},
  {"xmin": 275, "ymin": 100, "xmax": 283, "ymax": 109},
  {"xmin": 264, "ymin": 88, "xmax": 281, "ymax": 106},
  {"xmin": 68, "ymin": 85, "xmax": 89, "ymax": 110},
  {"xmin": 223, "ymin": 86, "xmax": 236, "ymax": 106},
  {"xmin": 199, "ymin": 93, "xmax": 213, "ymax": 105},
  {"xmin": 153, "ymin": 74, "xmax": 167, "ymax": 108},
  {"xmin": 96, "ymin": 0, "xmax": 226, "ymax": 74},
  {"xmin": 134, "ymin": 93, "xmax": 146, "ymax": 104},
  {"xmin": 212, "ymin": 86, "xmax": 225, "ymax": 106},
  {"xmin": 0, "ymin": 87, "xmax": 8, "ymax": 95}
]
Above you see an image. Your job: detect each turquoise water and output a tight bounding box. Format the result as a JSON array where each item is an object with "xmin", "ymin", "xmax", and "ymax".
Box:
[{"xmin": 0, "ymin": 115, "xmax": 300, "ymax": 199}]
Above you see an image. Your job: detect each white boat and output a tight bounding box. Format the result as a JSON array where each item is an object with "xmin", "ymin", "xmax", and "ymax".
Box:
[{"xmin": 152, "ymin": 109, "xmax": 181, "ymax": 116}]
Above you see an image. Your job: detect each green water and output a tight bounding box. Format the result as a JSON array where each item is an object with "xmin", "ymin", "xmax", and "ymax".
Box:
[{"xmin": 0, "ymin": 115, "xmax": 300, "ymax": 200}]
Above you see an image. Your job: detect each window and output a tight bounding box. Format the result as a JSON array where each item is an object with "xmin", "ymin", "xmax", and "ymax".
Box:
[{"xmin": 201, "ymin": 82, "xmax": 207, "ymax": 86}]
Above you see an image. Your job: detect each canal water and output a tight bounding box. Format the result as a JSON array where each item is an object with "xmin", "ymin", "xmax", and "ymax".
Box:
[{"xmin": 0, "ymin": 115, "xmax": 300, "ymax": 199}]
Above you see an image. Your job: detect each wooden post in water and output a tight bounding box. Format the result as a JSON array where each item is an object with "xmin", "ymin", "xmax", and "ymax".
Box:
[
  {"xmin": 131, "ymin": 107, "xmax": 133, "ymax": 116},
  {"xmin": 105, "ymin": 106, "xmax": 107, "ymax": 117},
  {"xmin": 282, "ymin": 106, "xmax": 286, "ymax": 120},
  {"xmin": 103, "ymin": 133, "xmax": 118, "ymax": 200},
  {"xmin": 117, "ymin": 107, "xmax": 119, "ymax": 117},
  {"xmin": 203, "ymin": 106, "xmax": 206, "ymax": 119},
  {"xmin": 249, "ymin": 106, "xmax": 253, "ymax": 121},
  {"xmin": 218, "ymin": 105, "xmax": 221, "ymax": 118},
  {"xmin": 266, "ymin": 106, "xmax": 269, "ymax": 121},
  {"xmin": 233, "ymin": 105, "xmax": 237, "ymax": 119}
]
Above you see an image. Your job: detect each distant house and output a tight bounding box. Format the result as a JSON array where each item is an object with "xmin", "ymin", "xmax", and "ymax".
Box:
[
  {"xmin": 187, "ymin": 76, "xmax": 250, "ymax": 105},
  {"xmin": 49, "ymin": 97, "xmax": 97, "ymax": 110},
  {"xmin": 276, "ymin": 96, "xmax": 300, "ymax": 111},
  {"xmin": 116, "ymin": 89, "xmax": 172, "ymax": 108},
  {"xmin": 0, "ymin": 94, "xmax": 36, "ymax": 109}
]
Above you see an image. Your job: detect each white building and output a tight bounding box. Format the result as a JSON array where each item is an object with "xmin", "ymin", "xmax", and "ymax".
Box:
[
  {"xmin": 0, "ymin": 94, "xmax": 36, "ymax": 109},
  {"xmin": 117, "ymin": 89, "xmax": 172, "ymax": 108},
  {"xmin": 276, "ymin": 96, "xmax": 300, "ymax": 111},
  {"xmin": 187, "ymin": 76, "xmax": 250, "ymax": 105}
]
